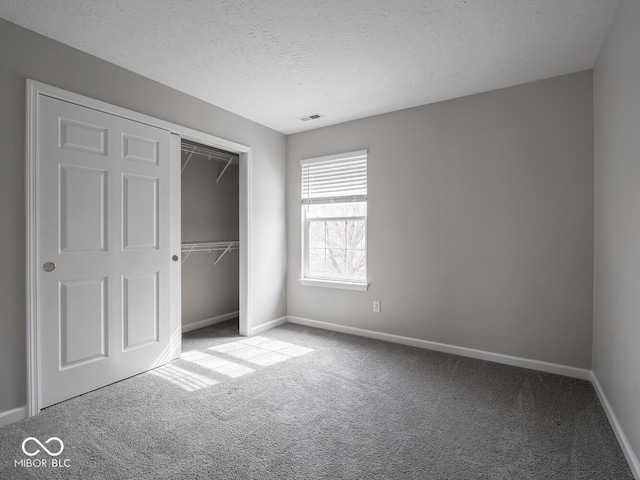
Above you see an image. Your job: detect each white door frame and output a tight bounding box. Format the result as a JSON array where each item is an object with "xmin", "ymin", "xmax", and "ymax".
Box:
[{"xmin": 25, "ymin": 79, "xmax": 253, "ymax": 416}]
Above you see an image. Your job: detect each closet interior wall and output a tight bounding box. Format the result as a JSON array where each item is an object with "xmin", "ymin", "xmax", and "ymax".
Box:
[{"xmin": 181, "ymin": 141, "xmax": 240, "ymax": 329}]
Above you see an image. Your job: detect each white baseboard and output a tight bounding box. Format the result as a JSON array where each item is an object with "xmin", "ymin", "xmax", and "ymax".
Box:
[
  {"xmin": 182, "ymin": 311, "xmax": 239, "ymax": 333},
  {"xmin": 0, "ymin": 405, "xmax": 27, "ymax": 429},
  {"xmin": 286, "ymin": 316, "xmax": 591, "ymax": 380},
  {"xmin": 591, "ymin": 373, "xmax": 640, "ymax": 480},
  {"xmin": 249, "ymin": 316, "xmax": 288, "ymax": 336}
]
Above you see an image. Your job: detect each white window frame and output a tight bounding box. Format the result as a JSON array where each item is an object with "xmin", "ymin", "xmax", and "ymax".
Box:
[{"xmin": 299, "ymin": 150, "xmax": 368, "ymax": 291}]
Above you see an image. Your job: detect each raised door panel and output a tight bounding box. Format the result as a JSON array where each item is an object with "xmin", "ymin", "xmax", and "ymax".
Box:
[
  {"xmin": 59, "ymin": 278, "xmax": 108, "ymax": 369},
  {"xmin": 123, "ymin": 272, "xmax": 159, "ymax": 350},
  {"xmin": 122, "ymin": 134, "xmax": 159, "ymax": 165},
  {"xmin": 122, "ymin": 174, "xmax": 159, "ymax": 250},
  {"xmin": 59, "ymin": 165, "xmax": 108, "ymax": 253},
  {"xmin": 59, "ymin": 117, "xmax": 108, "ymax": 156}
]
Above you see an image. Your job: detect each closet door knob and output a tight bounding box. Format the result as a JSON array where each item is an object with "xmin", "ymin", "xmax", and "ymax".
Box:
[
  {"xmin": 172, "ymin": 255, "xmax": 179, "ymax": 262},
  {"xmin": 43, "ymin": 262, "xmax": 56, "ymax": 272}
]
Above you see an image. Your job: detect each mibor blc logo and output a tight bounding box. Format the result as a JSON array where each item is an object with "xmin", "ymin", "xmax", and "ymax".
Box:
[{"xmin": 15, "ymin": 437, "xmax": 71, "ymax": 468}]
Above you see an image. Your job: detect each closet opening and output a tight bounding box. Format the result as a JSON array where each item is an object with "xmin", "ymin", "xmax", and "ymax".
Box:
[{"xmin": 180, "ymin": 139, "xmax": 241, "ymax": 336}]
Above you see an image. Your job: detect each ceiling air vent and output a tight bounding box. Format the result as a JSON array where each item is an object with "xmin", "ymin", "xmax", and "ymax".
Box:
[{"xmin": 298, "ymin": 113, "xmax": 324, "ymax": 122}]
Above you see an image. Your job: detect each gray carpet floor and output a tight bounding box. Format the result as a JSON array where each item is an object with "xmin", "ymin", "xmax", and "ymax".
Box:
[{"xmin": 0, "ymin": 320, "xmax": 633, "ymax": 479}]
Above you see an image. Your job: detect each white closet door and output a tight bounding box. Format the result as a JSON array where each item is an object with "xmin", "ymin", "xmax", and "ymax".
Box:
[{"xmin": 37, "ymin": 95, "xmax": 174, "ymax": 408}]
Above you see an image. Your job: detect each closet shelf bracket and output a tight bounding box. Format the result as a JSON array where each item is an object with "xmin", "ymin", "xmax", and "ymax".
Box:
[
  {"xmin": 181, "ymin": 244, "xmax": 195, "ymax": 264},
  {"xmin": 216, "ymin": 158, "xmax": 234, "ymax": 184},
  {"xmin": 214, "ymin": 243, "xmax": 234, "ymax": 265},
  {"xmin": 181, "ymin": 150, "xmax": 195, "ymax": 173}
]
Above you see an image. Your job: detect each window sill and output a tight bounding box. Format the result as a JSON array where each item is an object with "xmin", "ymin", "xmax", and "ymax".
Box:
[{"xmin": 299, "ymin": 278, "xmax": 369, "ymax": 292}]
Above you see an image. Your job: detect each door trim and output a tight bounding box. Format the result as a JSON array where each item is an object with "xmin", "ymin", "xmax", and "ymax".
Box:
[{"xmin": 26, "ymin": 79, "xmax": 253, "ymax": 416}]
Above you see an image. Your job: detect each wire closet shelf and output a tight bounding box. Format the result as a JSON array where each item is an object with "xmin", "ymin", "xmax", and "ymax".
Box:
[
  {"xmin": 180, "ymin": 142, "xmax": 239, "ymax": 183},
  {"xmin": 180, "ymin": 241, "xmax": 239, "ymax": 265}
]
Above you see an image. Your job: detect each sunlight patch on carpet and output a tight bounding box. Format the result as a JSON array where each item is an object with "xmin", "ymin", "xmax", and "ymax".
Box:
[
  {"xmin": 208, "ymin": 336, "xmax": 313, "ymax": 366},
  {"xmin": 149, "ymin": 364, "xmax": 218, "ymax": 392},
  {"xmin": 153, "ymin": 337, "xmax": 314, "ymax": 392}
]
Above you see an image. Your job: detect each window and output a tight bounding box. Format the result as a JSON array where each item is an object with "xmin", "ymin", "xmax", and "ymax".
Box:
[{"xmin": 300, "ymin": 150, "xmax": 368, "ymax": 291}]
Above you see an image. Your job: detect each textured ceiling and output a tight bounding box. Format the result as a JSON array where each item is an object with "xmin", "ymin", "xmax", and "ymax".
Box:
[{"xmin": 0, "ymin": 1, "xmax": 619, "ymax": 134}]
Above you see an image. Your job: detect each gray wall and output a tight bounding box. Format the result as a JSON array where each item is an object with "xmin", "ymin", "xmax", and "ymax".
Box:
[
  {"xmin": 593, "ymin": 0, "xmax": 640, "ymax": 466},
  {"xmin": 182, "ymin": 156, "xmax": 239, "ymax": 327},
  {"xmin": 287, "ymin": 71, "xmax": 594, "ymax": 369},
  {"xmin": 0, "ymin": 18, "xmax": 287, "ymax": 413}
]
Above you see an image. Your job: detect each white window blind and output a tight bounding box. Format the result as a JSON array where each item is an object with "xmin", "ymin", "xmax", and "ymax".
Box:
[{"xmin": 301, "ymin": 150, "xmax": 367, "ymax": 205}]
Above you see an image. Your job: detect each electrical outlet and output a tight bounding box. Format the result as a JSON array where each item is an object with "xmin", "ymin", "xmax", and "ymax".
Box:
[{"xmin": 373, "ymin": 301, "xmax": 381, "ymax": 313}]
